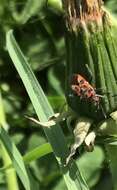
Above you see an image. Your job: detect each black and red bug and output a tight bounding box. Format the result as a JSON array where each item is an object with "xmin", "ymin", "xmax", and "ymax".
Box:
[{"xmin": 71, "ymin": 74, "xmax": 103, "ymax": 107}]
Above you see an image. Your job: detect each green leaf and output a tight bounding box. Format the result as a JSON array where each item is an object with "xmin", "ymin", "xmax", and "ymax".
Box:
[
  {"xmin": 0, "ymin": 127, "xmax": 30, "ymax": 190},
  {"xmin": 26, "ymin": 168, "xmax": 40, "ymax": 190},
  {"xmin": 6, "ymin": 30, "xmax": 53, "ymax": 122},
  {"xmin": 10, "ymin": 0, "xmax": 45, "ymax": 24},
  {"xmin": 106, "ymin": 0, "xmax": 117, "ymax": 15},
  {"xmin": 106, "ymin": 143, "xmax": 117, "ymax": 190},
  {"xmin": 0, "ymin": 143, "xmax": 53, "ymax": 172},
  {"xmin": 20, "ymin": 0, "xmax": 45, "ymax": 24},
  {"xmin": 77, "ymin": 146, "xmax": 105, "ymax": 187},
  {"xmin": 47, "ymin": 0, "xmax": 63, "ymax": 13},
  {"xmin": 23, "ymin": 143, "xmax": 53, "ymax": 164},
  {"xmin": 6, "ymin": 30, "xmax": 89, "ymax": 190},
  {"xmin": 48, "ymin": 67, "xmax": 64, "ymax": 95},
  {"xmin": 52, "ymin": 178, "xmax": 67, "ymax": 190}
]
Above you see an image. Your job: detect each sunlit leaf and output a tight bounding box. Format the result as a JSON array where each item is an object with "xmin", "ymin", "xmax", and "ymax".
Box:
[{"xmin": 6, "ymin": 30, "xmax": 89, "ymax": 190}]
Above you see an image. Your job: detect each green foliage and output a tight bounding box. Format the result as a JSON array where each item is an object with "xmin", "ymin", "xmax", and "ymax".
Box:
[
  {"xmin": 0, "ymin": 127, "xmax": 30, "ymax": 190},
  {"xmin": 0, "ymin": 0, "xmax": 116, "ymax": 190},
  {"xmin": 106, "ymin": 0, "xmax": 117, "ymax": 14},
  {"xmin": 6, "ymin": 30, "xmax": 89, "ymax": 190}
]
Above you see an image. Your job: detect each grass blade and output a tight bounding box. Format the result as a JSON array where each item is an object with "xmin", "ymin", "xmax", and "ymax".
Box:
[
  {"xmin": 7, "ymin": 30, "xmax": 53, "ymax": 122},
  {"xmin": 6, "ymin": 30, "xmax": 89, "ymax": 190},
  {"xmin": 0, "ymin": 127, "xmax": 30, "ymax": 190},
  {"xmin": 23, "ymin": 143, "xmax": 53, "ymax": 164},
  {"xmin": 0, "ymin": 92, "xmax": 19, "ymax": 190},
  {"xmin": 0, "ymin": 143, "xmax": 52, "ymax": 172}
]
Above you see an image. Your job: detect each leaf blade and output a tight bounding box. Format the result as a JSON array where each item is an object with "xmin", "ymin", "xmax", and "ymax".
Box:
[
  {"xmin": 6, "ymin": 30, "xmax": 53, "ymax": 122},
  {"xmin": 23, "ymin": 143, "xmax": 53, "ymax": 164},
  {"xmin": 6, "ymin": 30, "xmax": 89, "ymax": 190},
  {"xmin": 0, "ymin": 127, "xmax": 30, "ymax": 190}
]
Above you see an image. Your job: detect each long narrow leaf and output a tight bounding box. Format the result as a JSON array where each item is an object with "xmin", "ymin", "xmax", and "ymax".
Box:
[
  {"xmin": 10, "ymin": 0, "xmax": 45, "ymax": 24},
  {"xmin": 0, "ymin": 127, "xmax": 30, "ymax": 190},
  {"xmin": 0, "ymin": 92, "xmax": 20, "ymax": 190},
  {"xmin": 7, "ymin": 30, "xmax": 53, "ymax": 122},
  {"xmin": 6, "ymin": 30, "xmax": 89, "ymax": 190},
  {"xmin": 23, "ymin": 143, "xmax": 53, "ymax": 164},
  {"xmin": 0, "ymin": 143, "xmax": 52, "ymax": 172}
]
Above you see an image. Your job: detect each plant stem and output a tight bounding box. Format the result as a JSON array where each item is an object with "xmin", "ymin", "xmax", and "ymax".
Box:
[
  {"xmin": 1, "ymin": 143, "xmax": 19, "ymax": 190},
  {"xmin": 0, "ymin": 92, "xmax": 19, "ymax": 190}
]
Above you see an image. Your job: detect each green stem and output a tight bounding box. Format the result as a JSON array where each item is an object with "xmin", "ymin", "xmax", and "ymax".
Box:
[
  {"xmin": 1, "ymin": 143, "xmax": 19, "ymax": 190},
  {"xmin": 0, "ymin": 92, "xmax": 19, "ymax": 190}
]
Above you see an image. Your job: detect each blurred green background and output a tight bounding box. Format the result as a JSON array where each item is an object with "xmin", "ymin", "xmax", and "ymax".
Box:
[{"xmin": 0, "ymin": 0, "xmax": 117, "ymax": 189}]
